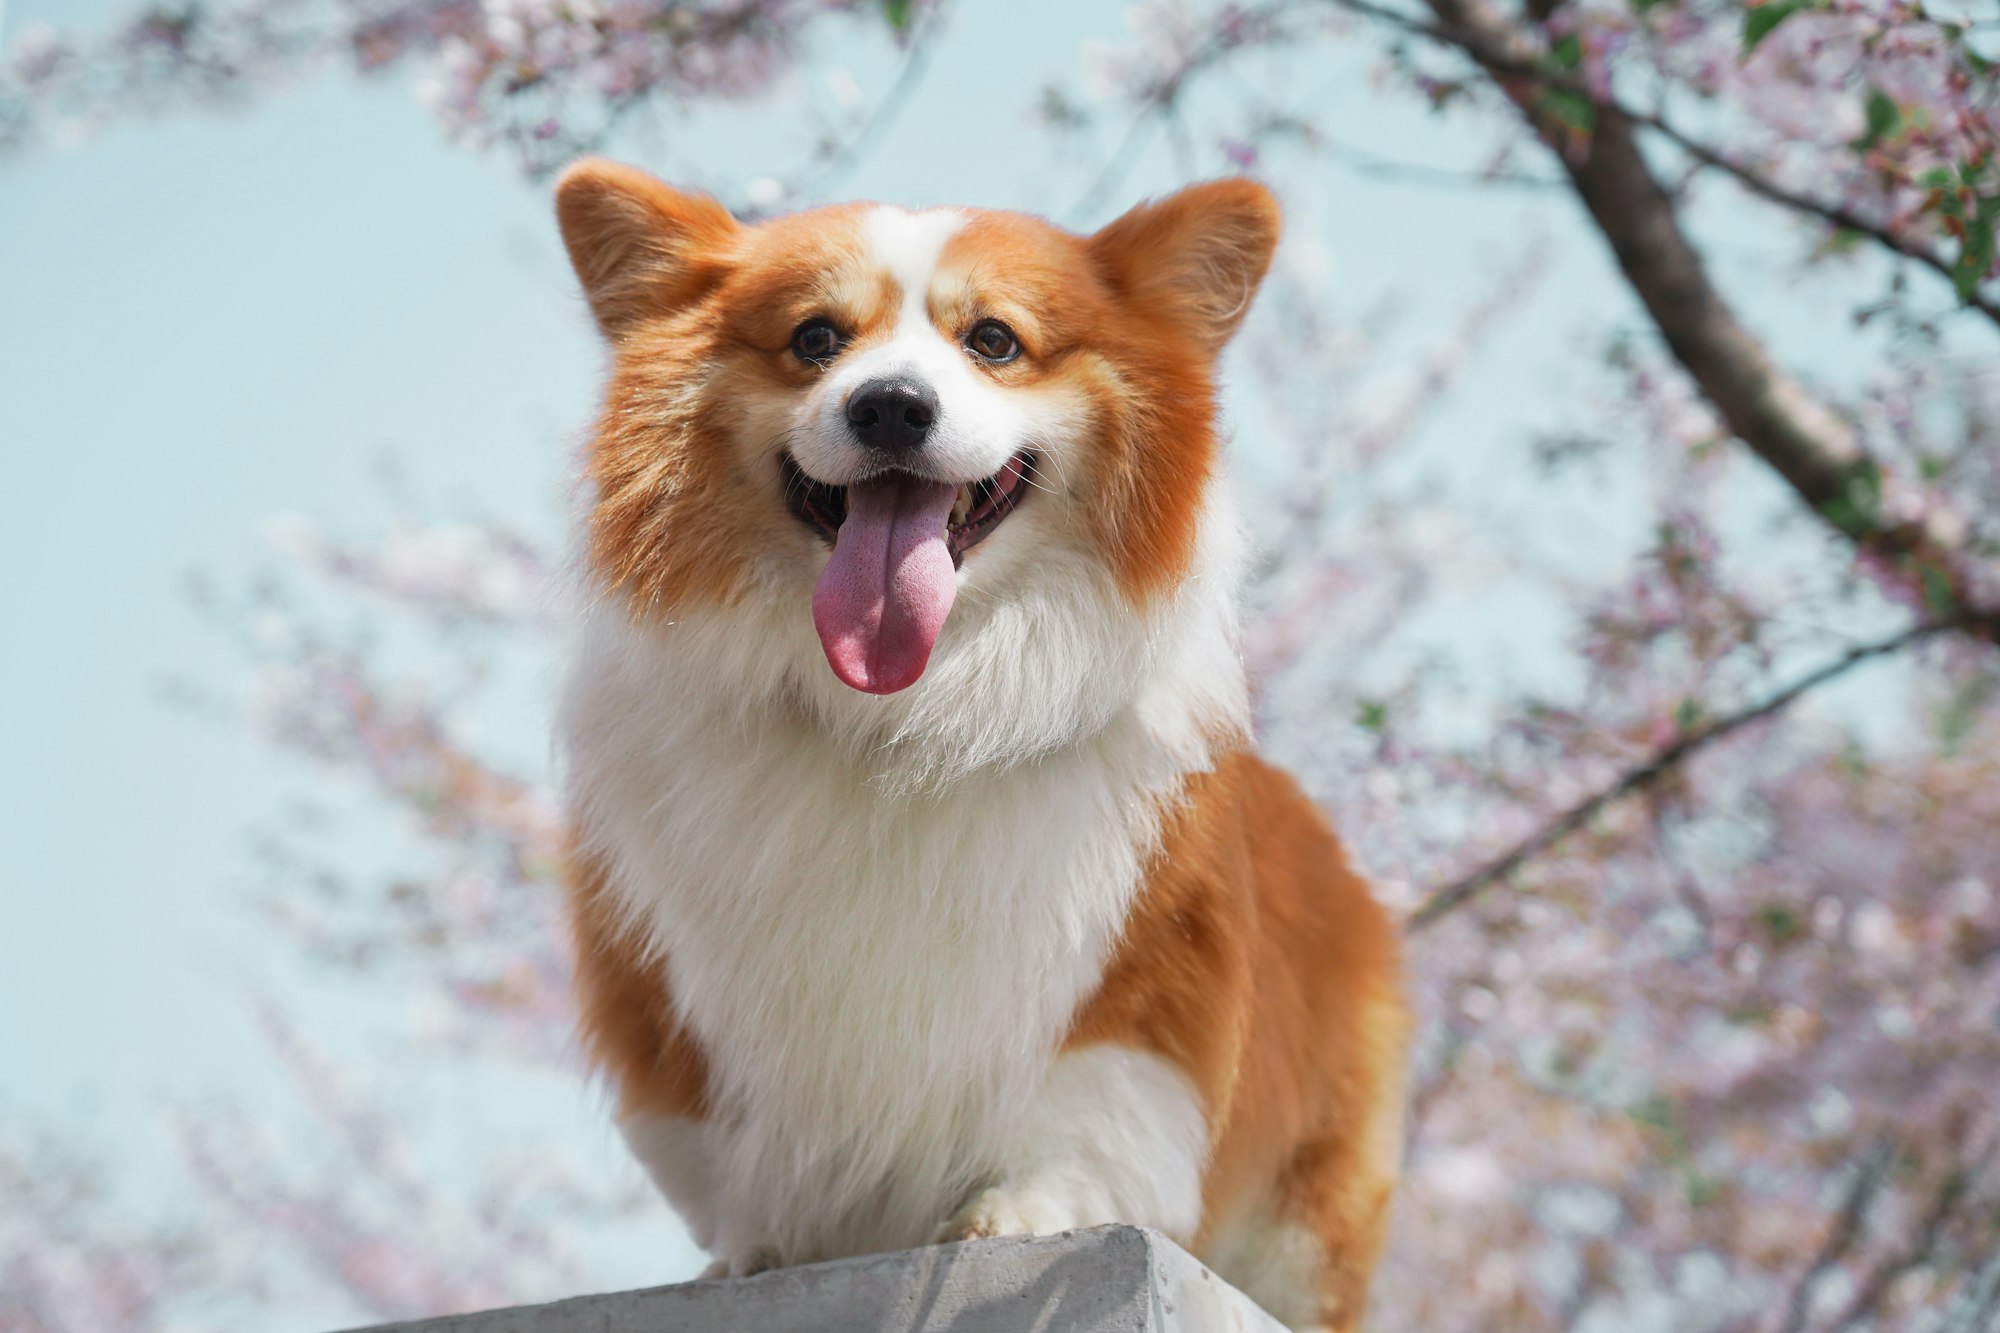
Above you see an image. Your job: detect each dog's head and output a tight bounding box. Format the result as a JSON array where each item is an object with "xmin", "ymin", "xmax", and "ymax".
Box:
[{"xmin": 556, "ymin": 161, "xmax": 1275, "ymax": 759}]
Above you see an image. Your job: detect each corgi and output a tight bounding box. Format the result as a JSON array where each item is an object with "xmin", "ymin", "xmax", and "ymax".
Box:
[{"xmin": 552, "ymin": 159, "xmax": 1408, "ymax": 1332}]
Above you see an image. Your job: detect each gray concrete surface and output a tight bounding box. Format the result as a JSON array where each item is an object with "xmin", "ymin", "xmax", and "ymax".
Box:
[{"xmin": 339, "ymin": 1225, "xmax": 1288, "ymax": 1332}]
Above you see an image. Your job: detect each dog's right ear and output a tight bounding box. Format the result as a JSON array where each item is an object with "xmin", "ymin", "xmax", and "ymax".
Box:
[{"xmin": 555, "ymin": 159, "xmax": 740, "ymax": 339}]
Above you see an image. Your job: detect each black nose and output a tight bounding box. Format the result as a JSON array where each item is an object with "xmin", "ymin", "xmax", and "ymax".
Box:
[{"xmin": 845, "ymin": 377, "xmax": 938, "ymax": 453}]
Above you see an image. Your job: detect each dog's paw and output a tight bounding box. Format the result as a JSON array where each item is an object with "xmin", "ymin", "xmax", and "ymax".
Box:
[
  {"xmin": 943, "ymin": 1185, "xmax": 1085, "ymax": 1243},
  {"xmin": 698, "ymin": 1247, "xmax": 782, "ymax": 1280}
]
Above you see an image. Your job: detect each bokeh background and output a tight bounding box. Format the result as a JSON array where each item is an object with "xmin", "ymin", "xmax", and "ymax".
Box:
[{"xmin": 4, "ymin": 1, "xmax": 1999, "ymax": 1330}]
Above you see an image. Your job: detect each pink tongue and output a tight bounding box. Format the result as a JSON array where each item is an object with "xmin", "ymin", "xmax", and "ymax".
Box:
[{"xmin": 812, "ymin": 473, "xmax": 959, "ymax": 694}]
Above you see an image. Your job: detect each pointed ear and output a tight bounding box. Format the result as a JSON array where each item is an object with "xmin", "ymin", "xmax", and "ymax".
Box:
[
  {"xmin": 554, "ymin": 158, "xmax": 741, "ymax": 338},
  {"xmin": 1087, "ymin": 179, "xmax": 1280, "ymax": 357}
]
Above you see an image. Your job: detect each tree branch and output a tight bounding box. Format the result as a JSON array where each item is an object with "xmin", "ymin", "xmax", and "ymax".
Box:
[
  {"xmin": 1940, "ymin": 1248, "xmax": 2000, "ymax": 1333},
  {"xmin": 1634, "ymin": 112, "xmax": 2000, "ymax": 332},
  {"xmin": 1329, "ymin": 0, "xmax": 2000, "ymax": 650},
  {"xmin": 1776, "ymin": 1140, "xmax": 1897, "ymax": 1333},
  {"xmin": 784, "ymin": 4, "xmax": 942, "ymax": 203},
  {"xmin": 1067, "ymin": 1, "xmax": 1295, "ymax": 222},
  {"xmin": 1331, "ymin": 0, "xmax": 2000, "ymax": 326},
  {"xmin": 1408, "ymin": 617, "xmax": 1968, "ymax": 929},
  {"xmin": 1310, "ymin": 130, "xmax": 1563, "ymax": 190},
  {"xmin": 1834, "ymin": 1153, "xmax": 1983, "ymax": 1329}
]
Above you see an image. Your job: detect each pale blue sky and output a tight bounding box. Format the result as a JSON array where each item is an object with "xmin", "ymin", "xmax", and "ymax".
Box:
[{"xmin": 0, "ymin": 0, "xmax": 1919, "ymax": 1323}]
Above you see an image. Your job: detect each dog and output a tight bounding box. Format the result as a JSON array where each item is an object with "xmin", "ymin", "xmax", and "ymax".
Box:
[{"xmin": 552, "ymin": 158, "xmax": 1408, "ymax": 1332}]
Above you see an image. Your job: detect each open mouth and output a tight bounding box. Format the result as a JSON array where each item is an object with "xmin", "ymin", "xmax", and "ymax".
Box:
[{"xmin": 781, "ymin": 452, "xmax": 1035, "ymax": 567}]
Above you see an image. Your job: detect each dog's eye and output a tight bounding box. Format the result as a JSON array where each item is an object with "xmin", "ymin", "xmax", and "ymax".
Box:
[
  {"xmin": 791, "ymin": 319, "xmax": 843, "ymax": 363},
  {"xmin": 967, "ymin": 320, "xmax": 1020, "ymax": 364}
]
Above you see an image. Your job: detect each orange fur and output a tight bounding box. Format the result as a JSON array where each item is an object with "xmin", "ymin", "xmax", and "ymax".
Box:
[
  {"xmin": 566, "ymin": 850, "xmax": 709, "ymax": 1121},
  {"xmin": 555, "ymin": 165, "xmax": 1280, "ymax": 613},
  {"xmin": 554, "ymin": 160, "xmax": 1406, "ymax": 1328},
  {"xmin": 1069, "ymin": 753, "xmax": 1407, "ymax": 1330}
]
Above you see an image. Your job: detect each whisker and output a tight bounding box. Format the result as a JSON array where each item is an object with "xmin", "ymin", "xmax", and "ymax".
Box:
[
  {"xmin": 1020, "ymin": 451, "xmax": 1074, "ymax": 518},
  {"xmin": 767, "ymin": 431, "xmax": 821, "ymax": 509},
  {"xmin": 1014, "ymin": 466, "xmax": 1059, "ymax": 497},
  {"xmin": 1025, "ymin": 449, "xmax": 1068, "ymax": 491}
]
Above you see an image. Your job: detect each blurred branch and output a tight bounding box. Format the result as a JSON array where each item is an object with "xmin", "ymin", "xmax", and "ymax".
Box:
[
  {"xmin": 1625, "ymin": 117, "xmax": 2000, "ymax": 332},
  {"xmin": 1323, "ymin": 0, "xmax": 2000, "ymax": 330},
  {"xmin": 1940, "ymin": 1249, "xmax": 2000, "ymax": 1333},
  {"xmin": 783, "ymin": 1, "xmax": 942, "ymax": 203},
  {"xmin": 1777, "ymin": 1140, "xmax": 1896, "ymax": 1333},
  {"xmin": 1067, "ymin": 1, "xmax": 1292, "ymax": 222},
  {"xmin": 1309, "ymin": 129, "xmax": 1561, "ymax": 190},
  {"xmin": 1409, "ymin": 616, "xmax": 1973, "ymax": 929},
  {"xmin": 1326, "ymin": 0, "xmax": 2000, "ymax": 652},
  {"xmin": 1834, "ymin": 1152, "xmax": 1983, "ymax": 1329}
]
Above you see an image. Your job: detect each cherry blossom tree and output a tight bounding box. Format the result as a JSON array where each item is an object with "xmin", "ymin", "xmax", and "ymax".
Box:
[{"xmin": 4, "ymin": 1, "xmax": 1999, "ymax": 1330}]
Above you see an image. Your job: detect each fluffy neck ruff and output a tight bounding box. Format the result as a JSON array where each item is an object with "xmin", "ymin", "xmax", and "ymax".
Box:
[{"xmin": 556, "ymin": 497, "xmax": 1249, "ymax": 1261}]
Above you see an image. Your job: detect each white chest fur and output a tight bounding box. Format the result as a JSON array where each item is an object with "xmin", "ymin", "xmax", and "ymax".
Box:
[{"xmin": 559, "ymin": 508, "xmax": 1247, "ymax": 1262}]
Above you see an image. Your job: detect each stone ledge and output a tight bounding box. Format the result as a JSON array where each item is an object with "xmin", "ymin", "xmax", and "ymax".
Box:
[{"xmin": 340, "ymin": 1225, "xmax": 1287, "ymax": 1332}]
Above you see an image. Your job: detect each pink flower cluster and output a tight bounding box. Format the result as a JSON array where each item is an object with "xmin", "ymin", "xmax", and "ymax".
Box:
[{"xmin": 0, "ymin": 0, "xmax": 902, "ymax": 171}]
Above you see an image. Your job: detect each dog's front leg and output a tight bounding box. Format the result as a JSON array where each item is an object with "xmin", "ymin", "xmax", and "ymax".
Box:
[
  {"xmin": 945, "ymin": 1044, "xmax": 1210, "ymax": 1244},
  {"xmin": 622, "ymin": 1112, "xmax": 789, "ymax": 1278},
  {"xmin": 620, "ymin": 1112, "xmax": 724, "ymax": 1249}
]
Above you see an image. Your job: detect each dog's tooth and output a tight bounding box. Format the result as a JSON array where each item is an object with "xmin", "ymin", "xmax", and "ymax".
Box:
[{"xmin": 951, "ymin": 484, "xmax": 973, "ymax": 526}]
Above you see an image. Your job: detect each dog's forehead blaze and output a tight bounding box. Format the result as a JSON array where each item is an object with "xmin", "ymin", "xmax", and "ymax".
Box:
[
  {"xmin": 858, "ymin": 205, "xmax": 964, "ymax": 311},
  {"xmin": 720, "ymin": 205, "xmax": 1096, "ymax": 350}
]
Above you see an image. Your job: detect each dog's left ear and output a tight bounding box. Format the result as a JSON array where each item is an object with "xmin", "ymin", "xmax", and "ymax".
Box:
[
  {"xmin": 1087, "ymin": 179, "xmax": 1280, "ymax": 358},
  {"xmin": 555, "ymin": 158, "xmax": 741, "ymax": 339}
]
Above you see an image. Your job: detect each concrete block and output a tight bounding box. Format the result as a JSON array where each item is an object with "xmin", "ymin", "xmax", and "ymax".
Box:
[{"xmin": 339, "ymin": 1225, "xmax": 1287, "ymax": 1333}]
